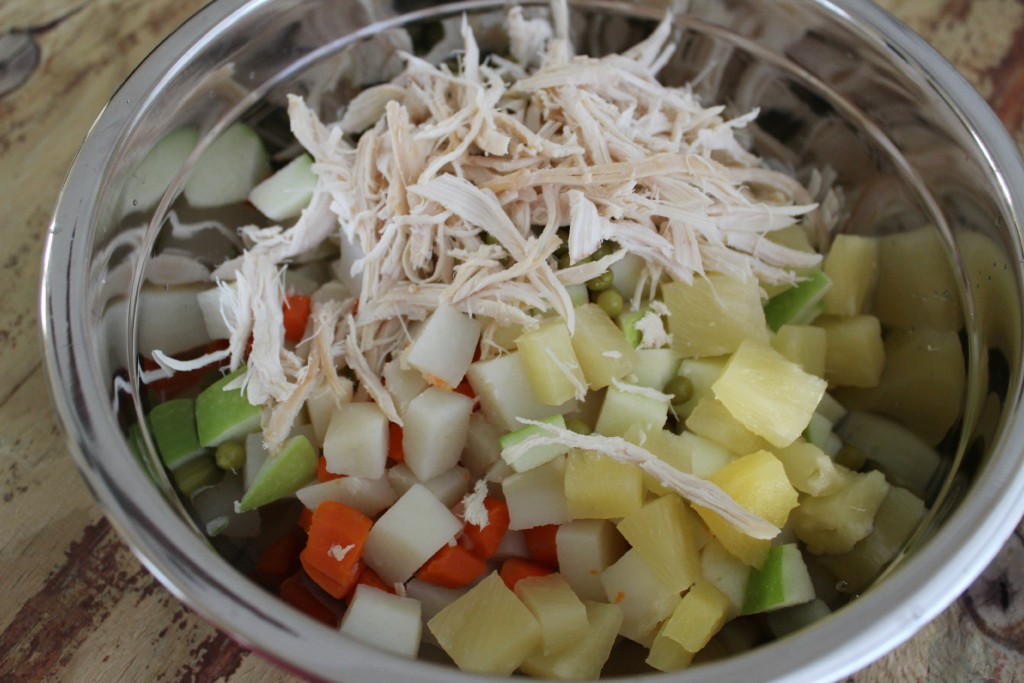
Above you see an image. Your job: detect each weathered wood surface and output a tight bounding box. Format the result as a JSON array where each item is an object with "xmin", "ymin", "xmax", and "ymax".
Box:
[{"xmin": 1, "ymin": 0, "xmax": 1022, "ymax": 680}]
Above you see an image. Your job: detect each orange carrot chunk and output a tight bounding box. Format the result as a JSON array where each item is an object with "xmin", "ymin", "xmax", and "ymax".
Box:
[
  {"xmin": 499, "ymin": 557, "xmax": 554, "ymax": 591},
  {"xmin": 300, "ymin": 501, "xmax": 373, "ymax": 599},
  {"xmin": 387, "ymin": 422, "xmax": 405, "ymax": 463},
  {"xmin": 280, "ymin": 573, "xmax": 338, "ymax": 627},
  {"xmin": 523, "ymin": 524, "xmax": 560, "ymax": 569},
  {"xmin": 252, "ymin": 527, "xmax": 305, "ymax": 590},
  {"xmin": 356, "ymin": 566, "xmax": 396, "ymax": 594},
  {"xmin": 416, "ymin": 543, "xmax": 488, "ymax": 588},
  {"xmin": 282, "ymin": 294, "xmax": 312, "ymax": 344},
  {"xmin": 460, "ymin": 497, "xmax": 510, "ymax": 560}
]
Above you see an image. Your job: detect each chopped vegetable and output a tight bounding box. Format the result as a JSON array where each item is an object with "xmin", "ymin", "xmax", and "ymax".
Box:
[
  {"xmin": 416, "ymin": 544, "xmax": 488, "ymax": 589},
  {"xmin": 500, "ymin": 557, "xmax": 555, "ymax": 590}
]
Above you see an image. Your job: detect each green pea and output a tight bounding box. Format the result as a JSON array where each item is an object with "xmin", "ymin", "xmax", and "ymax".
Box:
[
  {"xmin": 558, "ymin": 253, "xmax": 573, "ymax": 270},
  {"xmin": 595, "ymin": 288, "xmax": 624, "ymax": 318},
  {"xmin": 586, "ymin": 270, "xmax": 614, "ymax": 292},
  {"xmin": 566, "ymin": 419, "xmax": 593, "ymax": 436},
  {"xmin": 215, "ymin": 440, "xmax": 247, "ymax": 471},
  {"xmin": 483, "ymin": 232, "xmax": 499, "ymax": 245},
  {"xmin": 592, "ymin": 241, "xmax": 613, "ymax": 260},
  {"xmin": 664, "ymin": 376, "xmax": 694, "ymax": 405}
]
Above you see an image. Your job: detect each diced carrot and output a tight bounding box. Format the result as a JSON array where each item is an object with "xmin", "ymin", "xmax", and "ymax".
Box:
[
  {"xmin": 282, "ymin": 294, "xmax": 312, "ymax": 344},
  {"xmin": 252, "ymin": 528, "xmax": 304, "ymax": 590},
  {"xmin": 453, "ymin": 379, "xmax": 476, "ymax": 401},
  {"xmin": 387, "ymin": 422, "xmax": 405, "ymax": 463},
  {"xmin": 298, "ymin": 507, "xmax": 314, "ymax": 534},
  {"xmin": 499, "ymin": 557, "xmax": 553, "ymax": 591},
  {"xmin": 356, "ymin": 566, "xmax": 396, "ymax": 594},
  {"xmin": 523, "ymin": 524, "xmax": 560, "ymax": 569},
  {"xmin": 317, "ymin": 455, "xmax": 343, "ymax": 482},
  {"xmin": 279, "ymin": 573, "xmax": 338, "ymax": 627},
  {"xmin": 300, "ymin": 501, "xmax": 373, "ymax": 599},
  {"xmin": 460, "ymin": 497, "xmax": 509, "ymax": 560},
  {"xmin": 416, "ymin": 543, "xmax": 488, "ymax": 589}
]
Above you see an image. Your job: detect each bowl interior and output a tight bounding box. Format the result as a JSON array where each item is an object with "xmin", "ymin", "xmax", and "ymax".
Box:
[{"xmin": 43, "ymin": 0, "xmax": 1024, "ymax": 681}]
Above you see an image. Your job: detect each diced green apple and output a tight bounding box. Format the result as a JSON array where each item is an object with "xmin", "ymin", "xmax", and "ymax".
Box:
[
  {"xmin": 248, "ymin": 153, "xmax": 318, "ymax": 222},
  {"xmin": 184, "ymin": 122, "xmax": 271, "ymax": 208},
  {"xmin": 763, "ymin": 270, "xmax": 832, "ymax": 332},
  {"xmin": 742, "ymin": 543, "xmax": 816, "ymax": 614},
  {"xmin": 121, "ymin": 127, "xmax": 199, "ymax": 216},
  {"xmin": 236, "ymin": 434, "xmax": 317, "ymax": 512},
  {"xmin": 195, "ymin": 367, "xmax": 263, "ymax": 448},
  {"xmin": 499, "ymin": 415, "xmax": 570, "ymax": 473},
  {"xmin": 148, "ymin": 398, "xmax": 204, "ymax": 470}
]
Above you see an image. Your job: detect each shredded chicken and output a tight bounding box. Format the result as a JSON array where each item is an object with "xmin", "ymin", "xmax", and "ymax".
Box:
[{"xmin": 156, "ymin": 0, "xmax": 828, "ymax": 537}]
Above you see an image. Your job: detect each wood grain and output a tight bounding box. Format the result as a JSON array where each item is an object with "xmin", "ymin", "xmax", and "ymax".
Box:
[{"xmin": 1, "ymin": 0, "xmax": 1023, "ymax": 681}]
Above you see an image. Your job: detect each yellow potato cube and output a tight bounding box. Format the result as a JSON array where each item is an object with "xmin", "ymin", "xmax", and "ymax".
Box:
[
  {"xmin": 685, "ymin": 397, "xmax": 771, "ymax": 457},
  {"xmin": 771, "ymin": 324, "xmax": 827, "ymax": 378},
  {"xmin": 565, "ymin": 449, "xmax": 643, "ymax": 520},
  {"xmin": 693, "ymin": 451, "xmax": 799, "ymax": 567},
  {"xmin": 663, "ymin": 275, "xmax": 769, "ymax": 358},
  {"xmin": 514, "ymin": 574, "xmax": 590, "ymax": 656},
  {"xmin": 520, "ymin": 601, "xmax": 624, "ymax": 680},
  {"xmin": 617, "ymin": 495, "xmax": 701, "ymax": 593},
  {"xmin": 822, "ymin": 234, "xmax": 879, "ymax": 316},
  {"xmin": 660, "ymin": 581, "xmax": 732, "ymax": 653},
  {"xmin": 792, "ymin": 468, "xmax": 890, "ymax": 555},
  {"xmin": 517, "ymin": 318, "xmax": 586, "ymax": 405},
  {"xmin": 712, "ymin": 340, "xmax": 827, "ymax": 448},
  {"xmin": 571, "ymin": 303, "xmax": 639, "ymax": 390},
  {"xmin": 816, "ymin": 315, "xmax": 885, "ymax": 388}
]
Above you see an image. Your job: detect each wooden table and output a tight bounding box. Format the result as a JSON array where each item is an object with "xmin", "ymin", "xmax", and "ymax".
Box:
[{"xmin": 2, "ymin": 0, "xmax": 1023, "ymax": 680}]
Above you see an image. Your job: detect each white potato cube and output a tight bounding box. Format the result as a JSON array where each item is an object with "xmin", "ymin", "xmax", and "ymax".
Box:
[
  {"xmin": 503, "ymin": 457, "xmax": 571, "ymax": 531},
  {"xmin": 403, "ymin": 387, "xmax": 473, "ymax": 481},
  {"xmin": 405, "ymin": 304, "xmax": 482, "ymax": 388},
  {"xmin": 323, "ymin": 402, "xmax": 389, "ymax": 479},
  {"xmin": 305, "ymin": 380, "xmax": 353, "ymax": 447},
  {"xmin": 196, "ymin": 286, "xmax": 232, "ymax": 340},
  {"xmin": 461, "ymin": 413, "xmax": 502, "ymax": 477},
  {"xmin": 340, "ymin": 584, "xmax": 422, "ymax": 658},
  {"xmin": 382, "ymin": 358, "xmax": 428, "ymax": 417},
  {"xmin": 556, "ymin": 519, "xmax": 629, "ymax": 602},
  {"xmin": 467, "ymin": 352, "xmax": 577, "ymax": 432},
  {"xmin": 364, "ymin": 484, "xmax": 463, "ymax": 585},
  {"xmin": 295, "ymin": 475, "xmax": 397, "ymax": 518},
  {"xmin": 601, "ymin": 549, "xmax": 681, "ymax": 644},
  {"xmin": 387, "ymin": 464, "xmax": 472, "ymax": 508}
]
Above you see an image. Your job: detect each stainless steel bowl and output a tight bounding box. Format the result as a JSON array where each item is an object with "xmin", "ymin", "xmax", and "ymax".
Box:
[{"xmin": 40, "ymin": 0, "xmax": 1024, "ymax": 680}]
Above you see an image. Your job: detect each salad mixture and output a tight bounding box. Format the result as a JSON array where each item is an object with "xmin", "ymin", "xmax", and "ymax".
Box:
[{"xmin": 136, "ymin": 0, "xmax": 960, "ymax": 676}]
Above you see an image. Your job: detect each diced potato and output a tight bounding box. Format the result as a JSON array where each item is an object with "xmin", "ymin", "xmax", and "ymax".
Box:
[
  {"xmin": 323, "ymin": 402, "xmax": 389, "ymax": 479},
  {"xmin": 364, "ymin": 484, "xmax": 463, "ymax": 585},
  {"xmin": 461, "ymin": 413, "xmax": 502, "ymax": 477},
  {"xmin": 771, "ymin": 324, "xmax": 826, "ymax": 378},
  {"xmin": 504, "ymin": 456, "xmax": 572, "ymax": 530},
  {"xmin": 673, "ymin": 356, "xmax": 727, "ymax": 418},
  {"xmin": 874, "ymin": 227, "xmax": 963, "ymax": 332},
  {"xmin": 713, "ymin": 340, "xmax": 827, "ymax": 448},
  {"xmin": 405, "ymin": 303, "xmax": 481, "ymax": 388},
  {"xmin": 386, "ymin": 464, "xmax": 471, "ymax": 508},
  {"xmin": 571, "ymin": 303, "xmax": 639, "ymax": 389},
  {"xmin": 517, "ymin": 318, "xmax": 587, "ymax": 405},
  {"xmin": 428, "ymin": 572, "xmax": 541, "ymax": 675},
  {"xmin": 601, "ymin": 549, "xmax": 682, "ymax": 644},
  {"xmin": 663, "ymin": 274, "xmax": 769, "ymax": 358},
  {"xmin": 646, "ymin": 630, "xmax": 695, "ymax": 672},
  {"xmin": 295, "ymin": 475, "xmax": 397, "ymax": 518},
  {"xmin": 816, "ymin": 315, "xmax": 885, "ymax": 388},
  {"xmin": 774, "ymin": 439, "xmax": 843, "ymax": 496},
  {"xmin": 520, "ymin": 601, "xmax": 623, "ymax": 680},
  {"xmin": 339, "ymin": 585, "xmax": 422, "ymax": 658},
  {"xmin": 557, "ymin": 519, "xmax": 629, "ymax": 601},
  {"xmin": 617, "ymin": 495, "xmax": 701, "ymax": 593},
  {"xmin": 628, "ymin": 349, "xmax": 678, "ymax": 392},
  {"xmin": 822, "ymin": 234, "xmax": 879, "ymax": 316},
  {"xmin": 594, "ymin": 382, "xmax": 669, "ymax": 437},
  {"xmin": 514, "ymin": 574, "xmax": 590, "ymax": 655},
  {"xmin": 693, "ymin": 451, "xmax": 799, "ymax": 567},
  {"xmin": 382, "ymin": 358, "xmax": 427, "ymax": 417},
  {"xmin": 792, "ymin": 469, "xmax": 890, "ymax": 555},
  {"xmin": 816, "ymin": 485, "xmax": 926, "ymax": 591},
  {"xmin": 305, "ymin": 380, "xmax": 352, "ymax": 447},
  {"xmin": 685, "ymin": 397, "xmax": 771, "ymax": 456},
  {"xmin": 403, "ymin": 387, "xmax": 473, "ymax": 481},
  {"xmin": 659, "ymin": 581, "xmax": 731, "ymax": 653},
  {"xmin": 565, "ymin": 450, "xmax": 644, "ymax": 520},
  {"xmin": 467, "ymin": 351, "xmax": 576, "ymax": 432},
  {"xmin": 835, "ymin": 328, "xmax": 965, "ymax": 446},
  {"xmin": 700, "ymin": 537, "xmax": 751, "ymax": 619}
]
